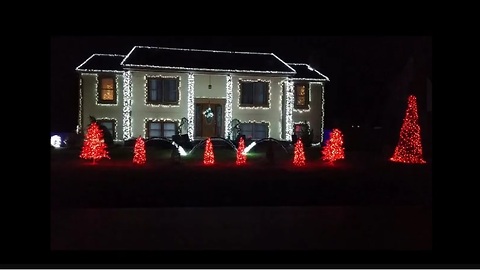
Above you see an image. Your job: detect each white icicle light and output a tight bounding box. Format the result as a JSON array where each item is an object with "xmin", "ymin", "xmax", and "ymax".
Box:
[
  {"xmin": 143, "ymin": 75, "xmax": 181, "ymax": 107},
  {"xmin": 78, "ymin": 77, "xmax": 83, "ymax": 131},
  {"xmin": 320, "ymin": 82, "xmax": 325, "ymax": 143},
  {"xmin": 285, "ymin": 80, "xmax": 294, "ymax": 141},
  {"xmin": 225, "ymin": 74, "xmax": 233, "ymax": 139},
  {"xmin": 122, "ymin": 71, "xmax": 133, "ymax": 140},
  {"xmin": 278, "ymin": 80, "xmax": 284, "ymax": 138},
  {"xmin": 187, "ymin": 73, "xmax": 195, "ymax": 140}
]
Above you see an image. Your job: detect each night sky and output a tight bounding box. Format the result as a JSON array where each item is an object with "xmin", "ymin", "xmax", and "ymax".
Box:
[{"xmin": 50, "ymin": 36, "xmax": 431, "ymax": 133}]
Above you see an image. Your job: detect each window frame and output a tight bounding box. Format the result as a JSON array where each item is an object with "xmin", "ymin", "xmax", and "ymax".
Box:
[
  {"xmin": 96, "ymin": 119, "xmax": 116, "ymax": 140},
  {"xmin": 239, "ymin": 80, "xmax": 270, "ymax": 108},
  {"xmin": 146, "ymin": 77, "xmax": 180, "ymax": 105},
  {"xmin": 146, "ymin": 120, "xmax": 178, "ymax": 139},
  {"xmin": 97, "ymin": 75, "xmax": 117, "ymax": 104},
  {"xmin": 239, "ymin": 122, "xmax": 269, "ymax": 140},
  {"xmin": 294, "ymin": 83, "xmax": 309, "ymax": 109}
]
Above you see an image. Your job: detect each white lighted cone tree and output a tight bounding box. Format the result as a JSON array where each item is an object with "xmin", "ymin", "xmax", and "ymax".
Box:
[{"xmin": 390, "ymin": 95, "xmax": 426, "ymax": 164}]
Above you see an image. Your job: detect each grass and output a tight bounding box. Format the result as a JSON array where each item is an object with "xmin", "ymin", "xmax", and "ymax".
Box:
[{"xmin": 51, "ymin": 144, "xmax": 432, "ymax": 209}]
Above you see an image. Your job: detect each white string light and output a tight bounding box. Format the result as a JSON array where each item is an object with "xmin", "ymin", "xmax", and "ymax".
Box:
[
  {"xmin": 97, "ymin": 117, "xmax": 118, "ymax": 140},
  {"xmin": 237, "ymin": 79, "xmax": 272, "ymax": 110},
  {"xmin": 239, "ymin": 120, "xmax": 271, "ymax": 139},
  {"xmin": 78, "ymin": 77, "xmax": 83, "ymax": 132},
  {"xmin": 122, "ymin": 71, "xmax": 133, "ymax": 140},
  {"xmin": 287, "ymin": 63, "xmax": 330, "ymax": 81},
  {"xmin": 285, "ymin": 80, "xmax": 294, "ymax": 141},
  {"xmin": 121, "ymin": 46, "xmax": 296, "ymax": 74},
  {"xmin": 225, "ymin": 74, "xmax": 233, "ymax": 139},
  {"xmin": 95, "ymin": 74, "xmax": 119, "ymax": 106},
  {"xmin": 278, "ymin": 80, "xmax": 285, "ymax": 139},
  {"xmin": 187, "ymin": 73, "xmax": 195, "ymax": 140},
  {"xmin": 143, "ymin": 118, "xmax": 182, "ymax": 138},
  {"xmin": 75, "ymin": 54, "xmax": 125, "ymax": 73},
  {"xmin": 293, "ymin": 82, "xmax": 312, "ymax": 113},
  {"xmin": 143, "ymin": 75, "xmax": 181, "ymax": 107},
  {"xmin": 320, "ymin": 82, "xmax": 325, "ymax": 143}
]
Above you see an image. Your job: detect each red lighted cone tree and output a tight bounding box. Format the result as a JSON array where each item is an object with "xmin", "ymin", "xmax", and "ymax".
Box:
[
  {"xmin": 390, "ymin": 95, "xmax": 426, "ymax": 164},
  {"xmin": 79, "ymin": 122, "xmax": 110, "ymax": 163},
  {"xmin": 322, "ymin": 128, "xmax": 345, "ymax": 163},
  {"xmin": 203, "ymin": 137, "xmax": 215, "ymax": 165},
  {"xmin": 133, "ymin": 136, "xmax": 146, "ymax": 165},
  {"xmin": 293, "ymin": 138, "xmax": 306, "ymax": 166},
  {"xmin": 236, "ymin": 137, "xmax": 246, "ymax": 165}
]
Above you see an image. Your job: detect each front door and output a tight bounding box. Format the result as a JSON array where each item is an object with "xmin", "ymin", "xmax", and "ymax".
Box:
[{"xmin": 195, "ymin": 103, "xmax": 223, "ymax": 138}]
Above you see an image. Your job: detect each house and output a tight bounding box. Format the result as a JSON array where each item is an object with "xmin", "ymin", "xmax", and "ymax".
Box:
[{"xmin": 75, "ymin": 46, "xmax": 329, "ymax": 143}]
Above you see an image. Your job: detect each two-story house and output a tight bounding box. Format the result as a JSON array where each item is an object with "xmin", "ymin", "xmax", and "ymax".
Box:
[{"xmin": 75, "ymin": 46, "xmax": 329, "ymax": 143}]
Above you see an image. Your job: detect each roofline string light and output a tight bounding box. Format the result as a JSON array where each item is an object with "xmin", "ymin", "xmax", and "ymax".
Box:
[
  {"xmin": 187, "ymin": 73, "xmax": 195, "ymax": 140},
  {"xmin": 225, "ymin": 74, "xmax": 233, "ymax": 139},
  {"xmin": 144, "ymin": 74, "xmax": 181, "ymax": 108},
  {"xmin": 120, "ymin": 46, "xmax": 296, "ymax": 74},
  {"xmin": 287, "ymin": 63, "xmax": 330, "ymax": 81},
  {"xmin": 122, "ymin": 71, "xmax": 133, "ymax": 140},
  {"xmin": 75, "ymin": 54, "xmax": 126, "ymax": 73}
]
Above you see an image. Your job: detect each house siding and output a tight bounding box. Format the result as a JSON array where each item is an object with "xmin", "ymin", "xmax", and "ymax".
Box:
[
  {"xmin": 80, "ymin": 73, "xmax": 124, "ymax": 140},
  {"xmin": 292, "ymin": 82, "xmax": 325, "ymax": 143}
]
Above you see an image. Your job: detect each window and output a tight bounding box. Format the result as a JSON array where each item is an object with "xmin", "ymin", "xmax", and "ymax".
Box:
[
  {"xmin": 147, "ymin": 77, "xmax": 179, "ymax": 104},
  {"xmin": 294, "ymin": 123, "xmax": 309, "ymax": 138},
  {"xmin": 146, "ymin": 121, "xmax": 177, "ymax": 139},
  {"xmin": 239, "ymin": 123, "xmax": 268, "ymax": 140},
  {"xmin": 97, "ymin": 119, "xmax": 115, "ymax": 139},
  {"xmin": 294, "ymin": 83, "xmax": 309, "ymax": 109},
  {"xmin": 98, "ymin": 76, "xmax": 116, "ymax": 103},
  {"xmin": 240, "ymin": 81, "xmax": 269, "ymax": 107}
]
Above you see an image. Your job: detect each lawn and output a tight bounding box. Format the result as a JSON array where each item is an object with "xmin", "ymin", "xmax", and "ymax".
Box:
[{"xmin": 51, "ymin": 143, "xmax": 432, "ymax": 208}]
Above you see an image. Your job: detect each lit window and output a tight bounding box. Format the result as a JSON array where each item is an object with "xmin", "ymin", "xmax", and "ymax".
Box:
[
  {"xmin": 294, "ymin": 84, "xmax": 309, "ymax": 109},
  {"xmin": 98, "ymin": 77, "xmax": 116, "ymax": 103}
]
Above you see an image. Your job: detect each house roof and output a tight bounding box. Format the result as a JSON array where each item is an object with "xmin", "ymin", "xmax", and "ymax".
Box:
[
  {"xmin": 75, "ymin": 54, "xmax": 126, "ymax": 73},
  {"xmin": 120, "ymin": 46, "xmax": 296, "ymax": 75},
  {"xmin": 75, "ymin": 48, "xmax": 330, "ymax": 82},
  {"xmin": 287, "ymin": 63, "xmax": 329, "ymax": 81}
]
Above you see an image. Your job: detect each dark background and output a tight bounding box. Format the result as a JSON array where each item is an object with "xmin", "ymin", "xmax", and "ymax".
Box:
[{"xmin": 50, "ymin": 36, "xmax": 431, "ymax": 145}]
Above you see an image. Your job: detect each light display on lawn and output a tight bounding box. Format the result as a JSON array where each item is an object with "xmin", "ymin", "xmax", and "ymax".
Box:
[
  {"xmin": 293, "ymin": 138, "xmax": 306, "ymax": 166},
  {"xmin": 322, "ymin": 128, "xmax": 345, "ymax": 163},
  {"xmin": 203, "ymin": 137, "xmax": 215, "ymax": 165},
  {"xmin": 80, "ymin": 122, "xmax": 110, "ymax": 163},
  {"xmin": 390, "ymin": 95, "xmax": 426, "ymax": 164},
  {"xmin": 236, "ymin": 137, "xmax": 247, "ymax": 165},
  {"xmin": 50, "ymin": 135, "xmax": 62, "ymax": 148},
  {"xmin": 133, "ymin": 136, "xmax": 146, "ymax": 164}
]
